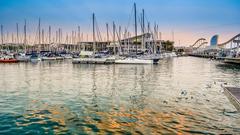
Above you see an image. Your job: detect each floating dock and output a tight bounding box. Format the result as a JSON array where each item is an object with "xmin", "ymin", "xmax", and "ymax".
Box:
[
  {"xmin": 72, "ymin": 58, "xmax": 115, "ymax": 64},
  {"xmin": 224, "ymin": 87, "xmax": 240, "ymax": 111},
  {"xmin": 224, "ymin": 58, "xmax": 240, "ymax": 64}
]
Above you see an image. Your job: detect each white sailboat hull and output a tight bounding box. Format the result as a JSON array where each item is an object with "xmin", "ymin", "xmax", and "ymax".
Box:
[
  {"xmin": 41, "ymin": 57, "xmax": 57, "ymax": 61},
  {"xmin": 115, "ymin": 58, "xmax": 153, "ymax": 64},
  {"xmin": 72, "ymin": 58, "xmax": 107, "ymax": 64}
]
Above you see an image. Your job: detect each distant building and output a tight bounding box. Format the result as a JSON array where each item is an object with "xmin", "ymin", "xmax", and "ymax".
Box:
[{"xmin": 210, "ymin": 35, "xmax": 219, "ymax": 46}]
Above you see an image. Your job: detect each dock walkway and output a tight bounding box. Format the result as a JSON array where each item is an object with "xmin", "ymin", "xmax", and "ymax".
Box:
[
  {"xmin": 224, "ymin": 58, "xmax": 240, "ymax": 64},
  {"xmin": 224, "ymin": 87, "xmax": 240, "ymax": 111}
]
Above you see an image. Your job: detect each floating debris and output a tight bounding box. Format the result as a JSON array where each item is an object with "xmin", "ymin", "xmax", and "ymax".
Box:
[
  {"xmin": 163, "ymin": 100, "xmax": 168, "ymax": 104},
  {"xmin": 181, "ymin": 90, "xmax": 187, "ymax": 96}
]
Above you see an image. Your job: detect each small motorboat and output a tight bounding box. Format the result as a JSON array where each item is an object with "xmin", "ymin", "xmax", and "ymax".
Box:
[
  {"xmin": 30, "ymin": 54, "xmax": 41, "ymax": 63},
  {"xmin": 0, "ymin": 56, "xmax": 18, "ymax": 63},
  {"xmin": 0, "ymin": 53, "xmax": 18, "ymax": 63},
  {"xmin": 16, "ymin": 53, "xmax": 30, "ymax": 62}
]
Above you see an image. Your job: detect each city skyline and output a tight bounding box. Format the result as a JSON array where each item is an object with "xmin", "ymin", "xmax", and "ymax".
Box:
[{"xmin": 0, "ymin": 0, "xmax": 240, "ymax": 45}]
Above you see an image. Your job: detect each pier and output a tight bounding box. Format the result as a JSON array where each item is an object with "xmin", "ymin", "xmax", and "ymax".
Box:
[
  {"xmin": 224, "ymin": 57, "xmax": 240, "ymax": 64},
  {"xmin": 224, "ymin": 87, "xmax": 240, "ymax": 111}
]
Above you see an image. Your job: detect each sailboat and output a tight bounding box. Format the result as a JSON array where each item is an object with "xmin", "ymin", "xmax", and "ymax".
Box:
[
  {"xmin": 114, "ymin": 3, "xmax": 155, "ymax": 64},
  {"xmin": 115, "ymin": 57, "xmax": 153, "ymax": 64},
  {"xmin": 16, "ymin": 20, "xmax": 31, "ymax": 62},
  {"xmin": 16, "ymin": 53, "xmax": 30, "ymax": 62},
  {"xmin": 73, "ymin": 13, "xmax": 113, "ymax": 64}
]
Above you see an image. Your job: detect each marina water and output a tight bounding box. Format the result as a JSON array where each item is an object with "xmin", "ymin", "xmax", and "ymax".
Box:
[{"xmin": 0, "ymin": 57, "xmax": 240, "ymax": 134}]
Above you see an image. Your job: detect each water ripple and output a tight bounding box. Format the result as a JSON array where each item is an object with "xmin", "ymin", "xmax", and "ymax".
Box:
[{"xmin": 0, "ymin": 57, "xmax": 240, "ymax": 134}]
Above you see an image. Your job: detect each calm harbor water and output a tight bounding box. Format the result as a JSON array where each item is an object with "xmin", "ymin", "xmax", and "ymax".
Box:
[{"xmin": 0, "ymin": 57, "xmax": 240, "ymax": 134}]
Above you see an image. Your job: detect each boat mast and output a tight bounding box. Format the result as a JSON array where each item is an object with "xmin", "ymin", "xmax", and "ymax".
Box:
[
  {"xmin": 16, "ymin": 23, "xmax": 19, "ymax": 45},
  {"xmin": 58, "ymin": 28, "xmax": 61, "ymax": 45},
  {"xmin": 42, "ymin": 29, "xmax": 44, "ymax": 45},
  {"xmin": 49, "ymin": 26, "xmax": 51, "ymax": 44},
  {"xmin": 78, "ymin": 26, "xmax": 80, "ymax": 43},
  {"xmin": 119, "ymin": 26, "xmax": 121, "ymax": 40},
  {"xmin": 134, "ymin": 3, "xmax": 138, "ymax": 55},
  {"xmin": 38, "ymin": 18, "xmax": 41, "ymax": 45},
  {"xmin": 142, "ymin": 9, "xmax": 145, "ymax": 50},
  {"xmin": 1, "ymin": 25, "xmax": 3, "ymax": 45},
  {"xmin": 119, "ymin": 26, "xmax": 122, "ymax": 55},
  {"xmin": 92, "ymin": 13, "xmax": 96, "ymax": 56},
  {"xmin": 24, "ymin": 19, "xmax": 27, "ymax": 53},
  {"xmin": 78, "ymin": 26, "xmax": 80, "ymax": 52},
  {"xmin": 113, "ymin": 21, "xmax": 116, "ymax": 55},
  {"xmin": 106, "ymin": 23, "xmax": 109, "ymax": 45}
]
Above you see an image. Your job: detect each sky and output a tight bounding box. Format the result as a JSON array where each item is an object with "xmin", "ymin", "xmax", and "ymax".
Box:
[{"xmin": 0, "ymin": 0, "xmax": 240, "ymax": 45}]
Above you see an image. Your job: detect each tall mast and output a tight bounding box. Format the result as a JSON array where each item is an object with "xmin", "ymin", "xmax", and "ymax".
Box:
[
  {"xmin": 119, "ymin": 26, "xmax": 121, "ymax": 40},
  {"xmin": 134, "ymin": 3, "xmax": 138, "ymax": 54},
  {"xmin": 42, "ymin": 29, "xmax": 44, "ymax": 45},
  {"xmin": 106, "ymin": 23, "xmax": 109, "ymax": 43},
  {"xmin": 6, "ymin": 32, "xmax": 9, "ymax": 44},
  {"xmin": 147, "ymin": 22, "xmax": 150, "ymax": 33},
  {"xmin": 11, "ymin": 33, "xmax": 14, "ymax": 43},
  {"xmin": 56, "ymin": 30, "xmax": 58, "ymax": 43},
  {"xmin": 1, "ymin": 25, "xmax": 3, "ymax": 45},
  {"xmin": 78, "ymin": 26, "xmax": 80, "ymax": 43},
  {"xmin": 58, "ymin": 28, "xmax": 61, "ymax": 44},
  {"xmin": 48, "ymin": 26, "xmax": 51, "ymax": 44},
  {"xmin": 71, "ymin": 31, "xmax": 74, "ymax": 44},
  {"xmin": 113, "ymin": 22, "xmax": 116, "ymax": 55},
  {"xmin": 16, "ymin": 23, "xmax": 19, "ymax": 45},
  {"xmin": 142, "ymin": 9, "xmax": 145, "ymax": 50},
  {"xmin": 142, "ymin": 9, "xmax": 145, "ymax": 34},
  {"xmin": 24, "ymin": 19, "xmax": 27, "ymax": 52},
  {"xmin": 92, "ymin": 13, "xmax": 96, "ymax": 55},
  {"xmin": 38, "ymin": 18, "xmax": 41, "ymax": 45}
]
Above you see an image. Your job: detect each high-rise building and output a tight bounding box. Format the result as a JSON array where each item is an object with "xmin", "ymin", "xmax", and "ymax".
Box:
[{"xmin": 210, "ymin": 35, "xmax": 219, "ymax": 46}]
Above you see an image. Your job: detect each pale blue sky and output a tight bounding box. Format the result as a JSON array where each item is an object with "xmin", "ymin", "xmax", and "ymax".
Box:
[{"xmin": 0, "ymin": 0, "xmax": 240, "ymax": 45}]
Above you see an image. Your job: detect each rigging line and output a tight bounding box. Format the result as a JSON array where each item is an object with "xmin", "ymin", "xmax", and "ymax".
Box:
[
  {"xmin": 34, "ymin": 21, "xmax": 39, "ymax": 45},
  {"xmin": 144, "ymin": 12, "xmax": 151, "ymax": 33},
  {"xmin": 95, "ymin": 17, "xmax": 103, "ymax": 42},
  {"xmin": 108, "ymin": 26, "xmax": 113, "ymax": 41},
  {"xmin": 114, "ymin": 23, "xmax": 124, "ymax": 55},
  {"xmin": 138, "ymin": 14, "xmax": 144, "ymax": 33},
  {"xmin": 97, "ymin": 26, "xmax": 102, "ymax": 42},
  {"xmin": 108, "ymin": 24, "xmax": 114, "ymax": 42},
  {"xmin": 145, "ymin": 22, "xmax": 158, "ymax": 54}
]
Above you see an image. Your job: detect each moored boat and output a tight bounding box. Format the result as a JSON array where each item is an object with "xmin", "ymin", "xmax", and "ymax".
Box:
[
  {"xmin": 0, "ymin": 59, "xmax": 18, "ymax": 63},
  {"xmin": 41, "ymin": 57, "xmax": 57, "ymax": 61},
  {"xmin": 115, "ymin": 57, "xmax": 153, "ymax": 64},
  {"xmin": 0, "ymin": 55, "xmax": 18, "ymax": 63},
  {"xmin": 16, "ymin": 53, "xmax": 30, "ymax": 62},
  {"xmin": 30, "ymin": 54, "xmax": 41, "ymax": 62}
]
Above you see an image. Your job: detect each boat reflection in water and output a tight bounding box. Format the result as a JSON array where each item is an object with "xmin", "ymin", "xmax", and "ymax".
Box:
[{"xmin": 0, "ymin": 57, "xmax": 240, "ymax": 134}]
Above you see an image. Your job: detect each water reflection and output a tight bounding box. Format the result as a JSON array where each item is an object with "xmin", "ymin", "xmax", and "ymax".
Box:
[{"xmin": 0, "ymin": 57, "xmax": 240, "ymax": 134}]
